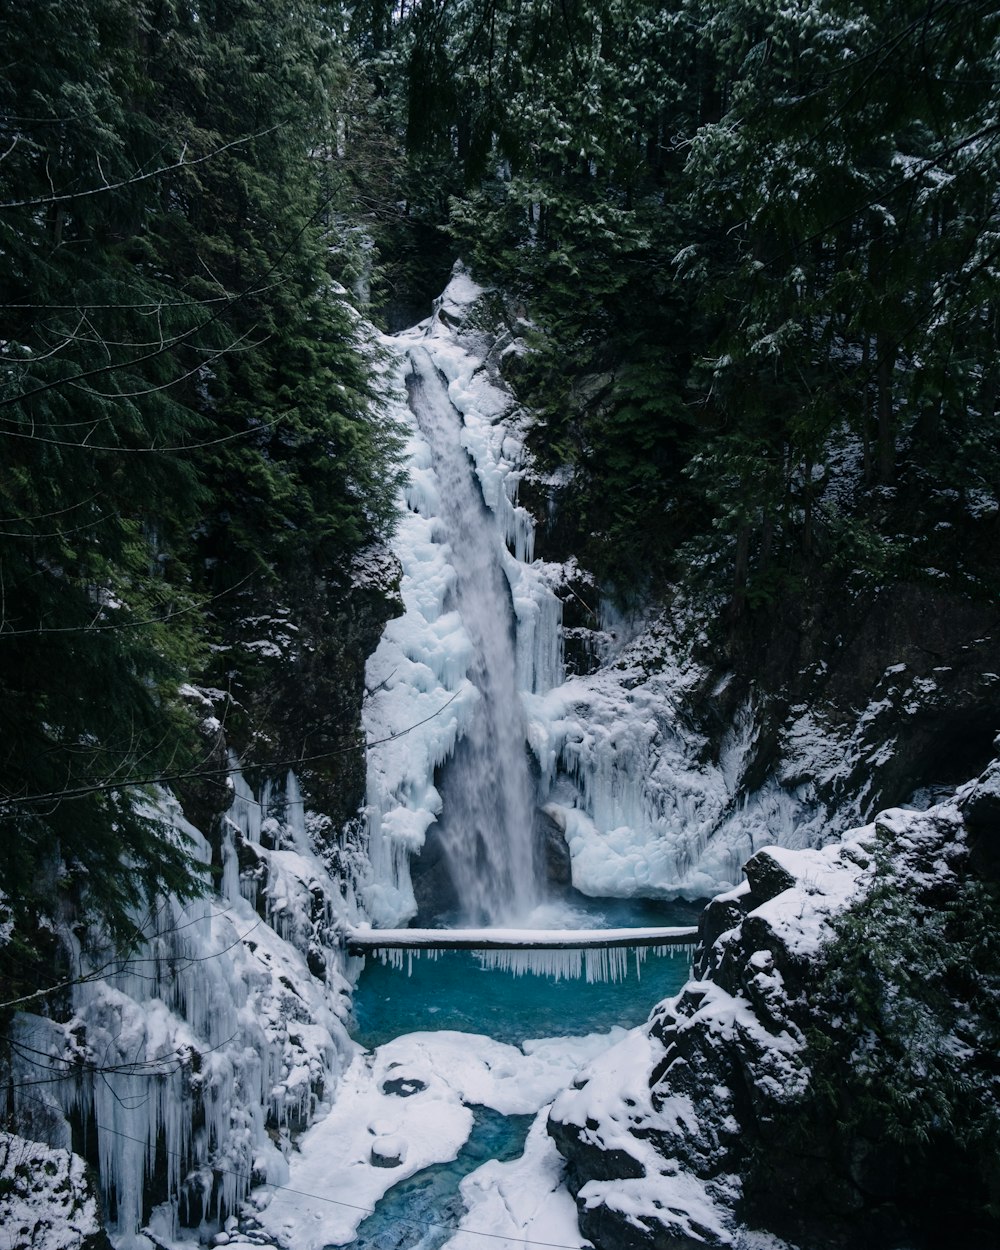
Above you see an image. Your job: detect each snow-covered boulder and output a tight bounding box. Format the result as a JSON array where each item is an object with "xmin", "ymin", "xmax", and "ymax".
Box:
[
  {"xmin": 548, "ymin": 793, "xmax": 1000, "ymax": 1249},
  {"xmin": 0, "ymin": 1133, "xmax": 112, "ymax": 1250}
]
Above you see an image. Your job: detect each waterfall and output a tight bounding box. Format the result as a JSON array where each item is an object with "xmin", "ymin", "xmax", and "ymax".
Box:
[{"xmin": 405, "ymin": 348, "xmax": 540, "ymax": 925}]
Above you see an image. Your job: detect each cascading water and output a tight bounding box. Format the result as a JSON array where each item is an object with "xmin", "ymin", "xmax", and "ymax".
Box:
[{"xmin": 405, "ymin": 347, "xmax": 540, "ymax": 925}]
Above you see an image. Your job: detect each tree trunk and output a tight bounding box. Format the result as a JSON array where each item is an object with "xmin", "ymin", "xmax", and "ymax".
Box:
[
  {"xmin": 730, "ymin": 520, "xmax": 751, "ymax": 622},
  {"xmin": 802, "ymin": 454, "xmax": 814, "ymax": 556},
  {"xmin": 860, "ymin": 333, "xmax": 873, "ymax": 485},
  {"xmin": 876, "ymin": 336, "xmax": 896, "ymax": 485}
]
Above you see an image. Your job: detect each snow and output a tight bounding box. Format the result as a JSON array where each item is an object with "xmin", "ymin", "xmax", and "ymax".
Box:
[
  {"xmin": 745, "ymin": 834, "xmax": 872, "ymax": 957},
  {"xmin": 546, "ymin": 825, "xmax": 887, "ymax": 1249},
  {"xmin": 363, "ymin": 264, "xmax": 565, "ymax": 926},
  {"xmin": 362, "ymin": 263, "xmax": 837, "ymax": 927},
  {"xmin": 442, "ymin": 1110, "xmax": 587, "ymax": 1250},
  {"xmin": 6, "ymin": 777, "xmax": 364, "ymax": 1244},
  {"xmin": 254, "ymin": 1028, "xmax": 624, "ymax": 1250},
  {"xmin": 579, "ymin": 1169, "xmax": 735, "ymax": 1247},
  {"xmin": 0, "ymin": 1133, "xmax": 104, "ymax": 1250}
]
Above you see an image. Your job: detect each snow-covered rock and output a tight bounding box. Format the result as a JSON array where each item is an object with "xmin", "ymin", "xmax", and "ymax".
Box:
[
  {"xmin": 0, "ymin": 1133, "xmax": 111, "ymax": 1250},
  {"xmin": 548, "ymin": 794, "xmax": 1000, "ymax": 1249}
]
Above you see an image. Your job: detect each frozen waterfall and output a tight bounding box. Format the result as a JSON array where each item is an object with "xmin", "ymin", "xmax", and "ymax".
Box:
[{"xmin": 405, "ymin": 347, "xmax": 540, "ymax": 924}]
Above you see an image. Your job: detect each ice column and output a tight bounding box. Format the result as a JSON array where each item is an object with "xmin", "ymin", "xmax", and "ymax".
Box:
[{"xmin": 405, "ymin": 348, "xmax": 540, "ymax": 924}]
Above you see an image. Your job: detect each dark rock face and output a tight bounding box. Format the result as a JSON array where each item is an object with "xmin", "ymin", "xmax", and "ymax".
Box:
[
  {"xmin": 180, "ymin": 546, "xmax": 402, "ymax": 856},
  {"xmin": 410, "ymin": 823, "xmax": 462, "ymax": 923},
  {"xmin": 731, "ymin": 582, "xmax": 1000, "ymax": 822},
  {"xmin": 961, "ymin": 751, "xmax": 1000, "ymax": 878},
  {"xmin": 371, "ymin": 1140, "xmax": 405, "ymax": 1167},
  {"xmin": 538, "ymin": 808, "xmax": 573, "ymax": 885},
  {"xmin": 548, "ymin": 800, "xmax": 1000, "ymax": 1250},
  {"xmin": 742, "ymin": 849, "xmax": 796, "ymax": 907},
  {"xmin": 381, "ymin": 1076, "xmax": 428, "ymax": 1097}
]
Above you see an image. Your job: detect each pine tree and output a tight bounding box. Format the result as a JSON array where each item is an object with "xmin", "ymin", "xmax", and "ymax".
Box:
[{"xmin": 0, "ymin": 0, "xmax": 404, "ymax": 975}]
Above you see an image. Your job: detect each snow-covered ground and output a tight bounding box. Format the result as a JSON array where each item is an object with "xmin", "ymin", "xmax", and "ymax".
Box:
[
  {"xmin": 252, "ymin": 1028, "xmax": 624, "ymax": 1250},
  {"xmin": 0, "ymin": 1133, "xmax": 106, "ymax": 1250}
]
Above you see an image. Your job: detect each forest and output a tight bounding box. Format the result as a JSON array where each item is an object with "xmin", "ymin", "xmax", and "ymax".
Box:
[
  {"xmin": 1, "ymin": 0, "xmax": 999, "ymax": 1246},
  {"xmin": 4, "ymin": 0, "xmax": 996, "ymax": 954}
]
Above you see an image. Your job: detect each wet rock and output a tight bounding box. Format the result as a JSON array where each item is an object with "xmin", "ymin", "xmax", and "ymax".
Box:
[
  {"xmin": 961, "ymin": 755, "xmax": 1000, "ymax": 878},
  {"xmin": 743, "ymin": 849, "xmax": 796, "ymax": 906},
  {"xmin": 381, "ymin": 1076, "xmax": 427, "ymax": 1097},
  {"xmin": 371, "ymin": 1136, "xmax": 407, "ymax": 1168},
  {"xmin": 538, "ymin": 808, "xmax": 572, "ymax": 885},
  {"xmin": 410, "ymin": 824, "xmax": 461, "ymax": 923}
]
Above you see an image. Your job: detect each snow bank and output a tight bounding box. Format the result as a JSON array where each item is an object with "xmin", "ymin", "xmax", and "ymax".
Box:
[
  {"xmin": 254, "ymin": 1028, "xmax": 623, "ymax": 1250},
  {"xmin": 442, "ymin": 1109, "xmax": 587, "ymax": 1250},
  {"xmin": 0, "ymin": 1133, "xmax": 107, "ymax": 1250}
]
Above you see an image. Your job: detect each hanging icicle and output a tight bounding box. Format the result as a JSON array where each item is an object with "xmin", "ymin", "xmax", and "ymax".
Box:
[{"xmin": 366, "ymin": 934, "xmax": 698, "ymax": 983}]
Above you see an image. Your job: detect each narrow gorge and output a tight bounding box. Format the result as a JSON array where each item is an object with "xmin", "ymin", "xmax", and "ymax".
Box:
[
  {"xmin": 5, "ymin": 271, "xmax": 998, "ymax": 1250},
  {"xmin": 3, "ymin": 7, "xmax": 999, "ymax": 1244}
]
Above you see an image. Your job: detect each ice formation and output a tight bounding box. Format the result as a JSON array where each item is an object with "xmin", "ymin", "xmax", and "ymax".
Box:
[
  {"xmin": 347, "ymin": 924, "xmax": 698, "ymax": 981},
  {"xmin": 362, "ymin": 288, "xmax": 565, "ymax": 926},
  {"xmin": 253, "ymin": 1027, "xmax": 626, "ymax": 1250},
  {"xmin": 363, "ymin": 265, "xmax": 829, "ymax": 922},
  {"xmin": 7, "ymin": 777, "xmax": 362, "ymax": 1245}
]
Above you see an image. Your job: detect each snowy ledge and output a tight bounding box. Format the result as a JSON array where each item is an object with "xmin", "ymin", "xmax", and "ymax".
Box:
[{"xmin": 345, "ymin": 925, "xmax": 699, "ymax": 952}]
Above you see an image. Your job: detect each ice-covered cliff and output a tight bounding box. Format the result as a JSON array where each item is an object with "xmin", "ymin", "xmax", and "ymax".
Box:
[
  {"xmin": 3, "ymin": 774, "xmax": 371, "ymax": 1247},
  {"xmin": 361, "ymin": 265, "xmax": 893, "ymax": 919}
]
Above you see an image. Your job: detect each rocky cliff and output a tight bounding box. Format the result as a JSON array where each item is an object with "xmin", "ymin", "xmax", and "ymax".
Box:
[{"xmin": 548, "ymin": 766, "xmax": 1000, "ymax": 1249}]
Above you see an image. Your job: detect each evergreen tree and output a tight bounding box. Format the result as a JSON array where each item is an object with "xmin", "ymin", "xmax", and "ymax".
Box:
[
  {"xmin": 0, "ymin": 0, "xmax": 402, "ymax": 979},
  {"xmin": 681, "ymin": 0, "xmax": 1000, "ymax": 609}
]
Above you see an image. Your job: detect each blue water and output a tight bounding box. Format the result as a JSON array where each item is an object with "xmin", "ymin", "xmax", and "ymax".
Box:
[
  {"xmin": 352, "ymin": 896, "xmax": 703, "ymax": 1048},
  {"xmin": 347, "ymin": 1107, "xmax": 534, "ymax": 1250},
  {"xmin": 346, "ymin": 895, "xmax": 704, "ymax": 1250}
]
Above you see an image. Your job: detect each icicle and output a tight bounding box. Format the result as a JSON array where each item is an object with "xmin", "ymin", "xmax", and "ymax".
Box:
[
  {"xmin": 44, "ymin": 782, "xmax": 354, "ymax": 1241},
  {"xmin": 474, "ymin": 944, "xmax": 643, "ymax": 983},
  {"xmin": 285, "ymin": 771, "xmax": 309, "ymax": 852}
]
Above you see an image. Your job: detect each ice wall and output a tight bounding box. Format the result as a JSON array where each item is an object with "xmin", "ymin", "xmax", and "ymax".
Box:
[
  {"xmin": 8, "ymin": 777, "xmax": 361, "ymax": 1245},
  {"xmin": 362, "ymin": 277, "xmax": 565, "ymax": 925},
  {"xmin": 528, "ymin": 637, "xmax": 823, "ymax": 900}
]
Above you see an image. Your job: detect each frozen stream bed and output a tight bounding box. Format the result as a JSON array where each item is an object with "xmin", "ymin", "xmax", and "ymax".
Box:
[
  {"xmin": 250, "ymin": 1027, "xmax": 613, "ymax": 1250},
  {"xmin": 239, "ymin": 900, "xmax": 697, "ymax": 1250}
]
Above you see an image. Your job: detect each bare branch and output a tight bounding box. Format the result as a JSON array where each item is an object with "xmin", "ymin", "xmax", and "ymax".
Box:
[
  {"xmin": 0, "ymin": 128, "xmax": 281, "ymax": 211},
  {"xmin": 0, "ymin": 690, "xmax": 463, "ymax": 807}
]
